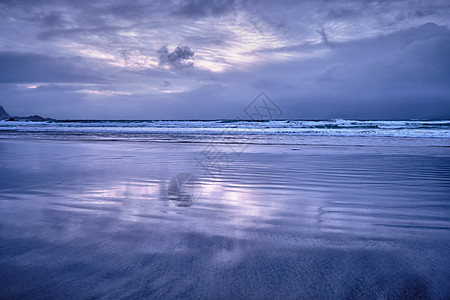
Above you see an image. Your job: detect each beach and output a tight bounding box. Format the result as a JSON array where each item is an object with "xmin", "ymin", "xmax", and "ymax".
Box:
[
  {"xmin": 0, "ymin": 122, "xmax": 449, "ymax": 299},
  {"xmin": 2, "ymin": 0, "xmax": 450, "ymax": 297}
]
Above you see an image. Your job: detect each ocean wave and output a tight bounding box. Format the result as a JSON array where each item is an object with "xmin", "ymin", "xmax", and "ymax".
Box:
[{"xmin": 0, "ymin": 120, "xmax": 449, "ymax": 138}]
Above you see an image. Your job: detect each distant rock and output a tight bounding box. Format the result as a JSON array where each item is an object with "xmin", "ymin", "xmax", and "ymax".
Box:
[
  {"xmin": 0, "ymin": 105, "xmax": 11, "ymax": 120},
  {"xmin": 13, "ymin": 115, "xmax": 54, "ymax": 121},
  {"xmin": 0, "ymin": 105, "xmax": 53, "ymax": 121}
]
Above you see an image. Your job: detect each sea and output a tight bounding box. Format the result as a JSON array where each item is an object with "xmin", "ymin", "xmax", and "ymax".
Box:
[
  {"xmin": 0, "ymin": 119, "xmax": 449, "ymax": 298},
  {"xmin": 1, "ymin": 119, "xmax": 449, "ymax": 140}
]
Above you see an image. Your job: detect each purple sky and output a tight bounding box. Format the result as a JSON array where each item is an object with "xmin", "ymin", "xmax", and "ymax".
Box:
[{"xmin": 0, "ymin": 0, "xmax": 449, "ymax": 119}]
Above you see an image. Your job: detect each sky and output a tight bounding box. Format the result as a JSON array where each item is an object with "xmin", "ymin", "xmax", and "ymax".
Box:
[{"xmin": 0, "ymin": 0, "xmax": 449, "ymax": 120}]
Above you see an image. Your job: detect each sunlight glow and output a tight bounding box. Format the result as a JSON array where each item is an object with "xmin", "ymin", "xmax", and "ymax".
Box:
[{"xmin": 79, "ymin": 89, "xmax": 132, "ymax": 96}]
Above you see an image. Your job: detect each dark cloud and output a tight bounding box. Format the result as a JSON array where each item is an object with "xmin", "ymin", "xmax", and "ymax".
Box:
[
  {"xmin": 161, "ymin": 81, "xmax": 171, "ymax": 88},
  {"xmin": 253, "ymin": 23, "xmax": 450, "ymax": 119},
  {"xmin": 159, "ymin": 80, "xmax": 172, "ymax": 92},
  {"xmin": 327, "ymin": 7, "xmax": 356, "ymax": 19},
  {"xmin": 0, "ymin": 0, "xmax": 449, "ymax": 119},
  {"xmin": 172, "ymin": 0, "xmax": 235, "ymax": 17},
  {"xmin": 41, "ymin": 12, "xmax": 66, "ymax": 27},
  {"xmin": 157, "ymin": 45, "xmax": 194, "ymax": 70},
  {"xmin": 316, "ymin": 25, "xmax": 332, "ymax": 47},
  {"xmin": 0, "ymin": 52, "xmax": 103, "ymax": 83}
]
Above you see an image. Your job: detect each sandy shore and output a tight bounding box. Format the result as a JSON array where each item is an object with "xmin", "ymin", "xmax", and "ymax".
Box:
[{"xmin": 0, "ymin": 136, "xmax": 449, "ymax": 298}]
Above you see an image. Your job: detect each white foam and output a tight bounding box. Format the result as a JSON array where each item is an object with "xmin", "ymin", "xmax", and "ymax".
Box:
[{"xmin": 0, "ymin": 120, "xmax": 449, "ymax": 138}]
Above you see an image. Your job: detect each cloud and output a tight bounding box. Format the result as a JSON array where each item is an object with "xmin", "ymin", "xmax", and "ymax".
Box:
[
  {"xmin": 0, "ymin": 52, "xmax": 103, "ymax": 83},
  {"xmin": 254, "ymin": 22, "xmax": 450, "ymax": 119},
  {"xmin": 41, "ymin": 12, "xmax": 66, "ymax": 27},
  {"xmin": 78, "ymin": 89, "xmax": 132, "ymax": 96},
  {"xmin": 326, "ymin": 7, "xmax": 356, "ymax": 20},
  {"xmin": 172, "ymin": 0, "xmax": 235, "ymax": 18},
  {"xmin": 160, "ymin": 80, "xmax": 171, "ymax": 88},
  {"xmin": 316, "ymin": 25, "xmax": 332, "ymax": 47},
  {"xmin": 0, "ymin": 0, "xmax": 449, "ymax": 119},
  {"xmin": 157, "ymin": 45, "xmax": 195, "ymax": 70}
]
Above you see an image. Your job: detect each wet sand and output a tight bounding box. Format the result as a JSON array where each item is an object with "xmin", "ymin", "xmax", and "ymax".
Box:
[{"xmin": 0, "ymin": 136, "xmax": 449, "ymax": 299}]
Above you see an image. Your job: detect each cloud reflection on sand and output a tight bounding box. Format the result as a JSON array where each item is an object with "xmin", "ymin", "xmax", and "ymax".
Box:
[{"xmin": 0, "ymin": 137, "xmax": 449, "ymax": 298}]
